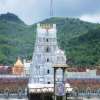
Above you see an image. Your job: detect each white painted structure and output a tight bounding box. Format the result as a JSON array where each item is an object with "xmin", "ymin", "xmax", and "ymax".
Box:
[
  {"xmin": 28, "ymin": 83, "xmax": 72, "ymax": 93},
  {"xmin": 23, "ymin": 59, "xmax": 31, "ymax": 76},
  {"xmin": 66, "ymin": 69, "xmax": 97, "ymax": 78},
  {"xmin": 29, "ymin": 24, "xmax": 66, "ymax": 84}
]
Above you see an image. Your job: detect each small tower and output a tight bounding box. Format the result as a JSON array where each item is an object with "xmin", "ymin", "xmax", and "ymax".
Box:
[
  {"xmin": 12, "ymin": 57, "xmax": 24, "ymax": 75},
  {"xmin": 29, "ymin": 23, "xmax": 66, "ymax": 84}
]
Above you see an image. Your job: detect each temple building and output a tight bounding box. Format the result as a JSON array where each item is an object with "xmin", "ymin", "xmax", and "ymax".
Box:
[
  {"xmin": 23, "ymin": 59, "xmax": 31, "ymax": 76},
  {"xmin": 12, "ymin": 57, "xmax": 24, "ymax": 75},
  {"xmin": 29, "ymin": 23, "xmax": 66, "ymax": 84},
  {"xmin": 0, "ymin": 65, "xmax": 12, "ymax": 74},
  {"xmin": 0, "ymin": 23, "xmax": 100, "ymax": 99},
  {"xmin": 28, "ymin": 23, "xmax": 100, "ymax": 99},
  {"xmin": 0, "ymin": 58, "xmax": 28, "ymax": 98}
]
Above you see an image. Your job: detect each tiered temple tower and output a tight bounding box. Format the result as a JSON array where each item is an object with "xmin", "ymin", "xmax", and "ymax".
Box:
[{"xmin": 29, "ymin": 24, "xmax": 66, "ymax": 84}]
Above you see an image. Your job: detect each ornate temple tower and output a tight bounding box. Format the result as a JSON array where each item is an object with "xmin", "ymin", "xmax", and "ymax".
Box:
[{"xmin": 29, "ymin": 24, "xmax": 66, "ymax": 84}]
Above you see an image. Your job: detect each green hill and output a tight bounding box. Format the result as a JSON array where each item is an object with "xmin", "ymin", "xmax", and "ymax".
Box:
[
  {"xmin": 41, "ymin": 17, "xmax": 100, "ymax": 67},
  {"xmin": 0, "ymin": 13, "xmax": 36, "ymax": 64},
  {"xmin": 66, "ymin": 28, "xmax": 100, "ymax": 67},
  {"xmin": 0, "ymin": 13, "xmax": 100, "ymax": 67},
  {"xmin": 0, "ymin": 12, "xmax": 24, "ymax": 24},
  {"xmin": 41, "ymin": 17, "xmax": 99, "ymax": 48}
]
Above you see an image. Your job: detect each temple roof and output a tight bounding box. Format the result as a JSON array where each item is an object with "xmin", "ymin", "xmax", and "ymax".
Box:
[{"xmin": 14, "ymin": 57, "xmax": 23, "ymax": 67}]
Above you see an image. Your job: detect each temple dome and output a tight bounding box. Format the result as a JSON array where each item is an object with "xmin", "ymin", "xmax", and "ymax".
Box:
[
  {"xmin": 12, "ymin": 57, "xmax": 24, "ymax": 75},
  {"xmin": 14, "ymin": 57, "xmax": 23, "ymax": 67}
]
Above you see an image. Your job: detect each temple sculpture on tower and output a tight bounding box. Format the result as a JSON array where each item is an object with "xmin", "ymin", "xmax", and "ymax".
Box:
[{"xmin": 29, "ymin": 23, "xmax": 66, "ymax": 84}]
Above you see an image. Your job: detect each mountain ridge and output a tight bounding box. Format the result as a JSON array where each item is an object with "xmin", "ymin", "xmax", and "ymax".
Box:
[
  {"xmin": 0, "ymin": 13, "xmax": 100, "ymax": 67},
  {"xmin": 0, "ymin": 12, "xmax": 25, "ymax": 24}
]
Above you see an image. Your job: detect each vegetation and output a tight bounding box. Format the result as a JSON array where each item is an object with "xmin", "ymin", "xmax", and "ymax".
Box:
[
  {"xmin": 41, "ymin": 17, "xmax": 100, "ymax": 67},
  {"xmin": 66, "ymin": 28, "xmax": 100, "ymax": 67},
  {"xmin": 0, "ymin": 13, "xmax": 100, "ymax": 67},
  {"xmin": 0, "ymin": 13, "xmax": 36, "ymax": 65}
]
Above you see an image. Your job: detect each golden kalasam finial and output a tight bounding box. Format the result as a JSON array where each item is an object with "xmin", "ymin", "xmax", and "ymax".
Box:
[{"xmin": 40, "ymin": 24, "xmax": 53, "ymax": 29}]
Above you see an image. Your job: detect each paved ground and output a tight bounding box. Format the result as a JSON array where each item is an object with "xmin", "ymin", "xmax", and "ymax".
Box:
[
  {"xmin": 68, "ymin": 97, "xmax": 100, "ymax": 100},
  {"xmin": 0, "ymin": 97, "xmax": 99, "ymax": 100},
  {"xmin": 82, "ymin": 98, "xmax": 100, "ymax": 100},
  {"xmin": 72, "ymin": 97, "xmax": 100, "ymax": 100},
  {"xmin": 0, "ymin": 98, "xmax": 28, "ymax": 100}
]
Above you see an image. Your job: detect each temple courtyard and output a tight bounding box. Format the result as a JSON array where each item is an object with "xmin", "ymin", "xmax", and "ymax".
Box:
[
  {"xmin": 0, "ymin": 97, "xmax": 99, "ymax": 100},
  {"xmin": 0, "ymin": 99, "xmax": 28, "ymax": 100}
]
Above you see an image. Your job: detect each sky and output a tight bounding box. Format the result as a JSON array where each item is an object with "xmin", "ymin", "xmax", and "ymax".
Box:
[{"xmin": 0, "ymin": 0, "xmax": 100, "ymax": 25}]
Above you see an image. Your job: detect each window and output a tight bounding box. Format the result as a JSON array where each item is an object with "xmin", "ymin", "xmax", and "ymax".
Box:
[
  {"xmin": 47, "ymin": 58, "xmax": 49, "ymax": 62},
  {"xmin": 46, "ymin": 38, "xmax": 48, "ymax": 42},
  {"xmin": 47, "ymin": 70, "xmax": 50, "ymax": 74},
  {"xmin": 46, "ymin": 47, "xmax": 50, "ymax": 52},
  {"xmin": 48, "ymin": 82, "xmax": 50, "ymax": 84}
]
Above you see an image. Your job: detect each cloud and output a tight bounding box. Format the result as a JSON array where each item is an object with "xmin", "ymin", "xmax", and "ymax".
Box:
[
  {"xmin": 0, "ymin": 0, "xmax": 100, "ymax": 24},
  {"xmin": 54, "ymin": 0, "xmax": 100, "ymax": 17},
  {"xmin": 80, "ymin": 14, "xmax": 100, "ymax": 23},
  {"xmin": 0, "ymin": 0, "xmax": 51, "ymax": 24}
]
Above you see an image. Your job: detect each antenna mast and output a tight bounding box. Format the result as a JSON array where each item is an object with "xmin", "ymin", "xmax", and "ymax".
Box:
[{"xmin": 50, "ymin": 0, "xmax": 53, "ymax": 17}]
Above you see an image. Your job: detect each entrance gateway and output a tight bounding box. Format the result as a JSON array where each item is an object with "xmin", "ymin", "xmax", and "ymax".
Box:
[{"xmin": 28, "ymin": 23, "xmax": 72, "ymax": 99}]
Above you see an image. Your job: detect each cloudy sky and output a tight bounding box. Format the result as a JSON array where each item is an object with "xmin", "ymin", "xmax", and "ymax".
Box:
[{"xmin": 0, "ymin": 0, "xmax": 100, "ymax": 25}]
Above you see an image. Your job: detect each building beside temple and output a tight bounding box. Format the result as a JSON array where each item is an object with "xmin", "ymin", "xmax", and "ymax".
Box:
[
  {"xmin": 0, "ymin": 58, "xmax": 31, "ymax": 76},
  {"xmin": 23, "ymin": 59, "xmax": 31, "ymax": 76},
  {"xmin": 0, "ymin": 58, "xmax": 29, "ymax": 99},
  {"xmin": 65, "ymin": 68, "xmax": 100, "ymax": 97},
  {"xmin": 0, "ymin": 65, "xmax": 12, "ymax": 74}
]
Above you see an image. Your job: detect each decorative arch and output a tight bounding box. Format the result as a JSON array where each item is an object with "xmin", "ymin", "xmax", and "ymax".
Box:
[
  {"xmin": 73, "ymin": 87, "xmax": 79, "ymax": 97},
  {"xmin": 4, "ymin": 88, "xmax": 10, "ymax": 98},
  {"xmin": 79, "ymin": 88, "xmax": 85, "ymax": 94},
  {"xmin": 86, "ymin": 87, "xmax": 91, "ymax": 97},
  {"xmin": 17, "ymin": 88, "xmax": 23, "ymax": 98},
  {"xmin": 97, "ymin": 88, "xmax": 100, "ymax": 96},
  {"xmin": 0, "ymin": 89, "xmax": 3, "ymax": 94}
]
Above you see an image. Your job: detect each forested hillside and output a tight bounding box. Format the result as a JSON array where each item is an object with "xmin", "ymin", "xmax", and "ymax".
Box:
[
  {"xmin": 0, "ymin": 13, "xmax": 35, "ymax": 64},
  {"xmin": 67, "ymin": 28, "xmax": 100, "ymax": 67},
  {"xmin": 0, "ymin": 13, "xmax": 100, "ymax": 67}
]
